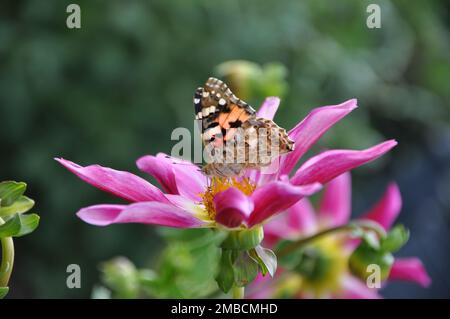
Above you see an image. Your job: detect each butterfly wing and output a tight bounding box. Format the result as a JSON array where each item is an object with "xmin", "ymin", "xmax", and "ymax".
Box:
[
  {"xmin": 241, "ymin": 117, "xmax": 294, "ymax": 167},
  {"xmin": 194, "ymin": 77, "xmax": 294, "ymax": 177},
  {"xmin": 194, "ymin": 77, "xmax": 256, "ymax": 145}
]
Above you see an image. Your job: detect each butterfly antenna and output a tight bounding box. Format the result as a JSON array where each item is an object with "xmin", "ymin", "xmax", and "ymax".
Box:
[{"xmin": 171, "ymin": 161, "xmax": 202, "ymax": 169}]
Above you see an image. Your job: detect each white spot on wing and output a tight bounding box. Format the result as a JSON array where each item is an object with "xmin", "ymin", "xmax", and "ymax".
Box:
[{"xmin": 204, "ymin": 126, "xmax": 221, "ymax": 140}]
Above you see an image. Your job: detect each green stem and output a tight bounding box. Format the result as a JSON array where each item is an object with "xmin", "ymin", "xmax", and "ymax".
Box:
[
  {"xmin": 0, "ymin": 217, "xmax": 15, "ymax": 287},
  {"xmin": 277, "ymin": 220, "xmax": 386, "ymax": 258},
  {"xmin": 232, "ymin": 286, "xmax": 244, "ymax": 299}
]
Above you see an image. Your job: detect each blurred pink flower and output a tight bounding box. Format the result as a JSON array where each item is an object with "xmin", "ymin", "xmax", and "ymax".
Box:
[
  {"xmin": 56, "ymin": 98, "xmax": 396, "ymax": 231},
  {"xmin": 250, "ymin": 172, "xmax": 431, "ymax": 299}
]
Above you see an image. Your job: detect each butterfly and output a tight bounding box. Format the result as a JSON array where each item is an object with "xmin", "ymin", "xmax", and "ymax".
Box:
[{"xmin": 194, "ymin": 77, "xmax": 294, "ymax": 178}]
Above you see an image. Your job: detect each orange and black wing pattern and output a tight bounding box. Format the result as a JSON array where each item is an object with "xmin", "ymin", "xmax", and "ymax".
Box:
[{"xmin": 194, "ymin": 77, "xmax": 256, "ymax": 146}]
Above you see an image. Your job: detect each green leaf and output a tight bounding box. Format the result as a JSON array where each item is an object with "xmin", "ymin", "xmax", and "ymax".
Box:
[
  {"xmin": 0, "ymin": 181, "xmax": 26, "ymax": 207},
  {"xmin": 0, "ymin": 196, "xmax": 35, "ymax": 217},
  {"xmin": 232, "ymin": 251, "xmax": 259, "ymax": 287},
  {"xmin": 215, "ymin": 250, "xmax": 235, "ymax": 293},
  {"xmin": 380, "ymin": 225, "xmax": 410, "ymax": 253},
  {"xmin": 0, "ymin": 287, "xmax": 9, "ymax": 299},
  {"xmin": 14, "ymin": 214, "xmax": 40, "ymax": 237},
  {"xmin": 0, "ymin": 214, "xmax": 40, "ymax": 238},
  {"xmin": 252, "ymin": 245, "xmax": 277, "ymax": 277},
  {"xmin": 0, "ymin": 215, "xmax": 21, "ymax": 237}
]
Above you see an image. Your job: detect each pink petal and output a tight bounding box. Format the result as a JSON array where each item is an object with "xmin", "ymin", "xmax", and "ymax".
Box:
[
  {"xmin": 389, "ymin": 257, "xmax": 431, "ymax": 287},
  {"xmin": 340, "ymin": 275, "xmax": 381, "ymax": 299},
  {"xmin": 255, "ymin": 158, "xmax": 282, "ymax": 186},
  {"xmin": 248, "ymin": 180, "xmax": 322, "ymax": 227},
  {"xmin": 214, "ymin": 188, "xmax": 254, "ymax": 228},
  {"xmin": 244, "ymin": 168, "xmax": 261, "ymax": 186},
  {"xmin": 318, "ymin": 172, "xmax": 352, "ymax": 227},
  {"xmin": 264, "ymin": 198, "xmax": 317, "ymax": 246},
  {"xmin": 279, "ymin": 99, "xmax": 358, "ymax": 176},
  {"xmin": 287, "ymin": 198, "xmax": 318, "ymax": 235},
  {"xmin": 173, "ymin": 161, "xmax": 207, "ymax": 201},
  {"xmin": 263, "ymin": 217, "xmax": 292, "ymax": 246},
  {"xmin": 56, "ymin": 158, "xmax": 168, "ymax": 203},
  {"xmin": 291, "ymin": 140, "xmax": 398, "ymax": 186},
  {"xmin": 76, "ymin": 204, "xmax": 126, "ymax": 226},
  {"xmin": 360, "ymin": 183, "xmax": 401, "ymax": 230},
  {"xmin": 256, "ymin": 97, "xmax": 280, "ymax": 120},
  {"xmin": 137, "ymin": 154, "xmax": 207, "ymax": 201},
  {"xmin": 165, "ymin": 194, "xmax": 202, "ymax": 215},
  {"xmin": 136, "ymin": 153, "xmax": 178, "ymax": 194},
  {"xmin": 77, "ymin": 202, "xmax": 205, "ymax": 228},
  {"xmin": 246, "ymin": 273, "xmax": 274, "ymax": 299}
]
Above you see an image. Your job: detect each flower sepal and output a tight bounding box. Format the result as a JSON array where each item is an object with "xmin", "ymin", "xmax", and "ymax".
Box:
[
  {"xmin": 215, "ymin": 245, "xmax": 277, "ymax": 294},
  {"xmin": 215, "ymin": 249, "xmax": 235, "ymax": 293},
  {"xmin": 216, "ymin": 227, "xmax": 277, "ymax": 294},
  {"xmin": 380, "ymin": 225, "xmax": 410, "ymax": 253},
  {"xmin": 221, "ymin": 226, "xmax": 264, "ymax": 250},
  {"xmin": 233, "ymin": 250, "xmax": 260, "ymax": 287},
  {"xmin": 215, "ymin": 249, "xmax": 259, "ymax": 293},
  {"xmin": 249, "ymin": 245, "xmax": 277, "ymax": 277}
]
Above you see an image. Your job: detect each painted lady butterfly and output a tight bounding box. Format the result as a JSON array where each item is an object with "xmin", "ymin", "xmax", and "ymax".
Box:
[{"xmin": 194, "ymin": 77, "xmax": 294, "ymax": 178}]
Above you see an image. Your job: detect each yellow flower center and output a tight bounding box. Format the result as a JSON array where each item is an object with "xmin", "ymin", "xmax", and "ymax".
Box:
[
  {"xmin": 274, "ymin": 237, "xmax": 349, "ymax": 298},
  {"xmin": 199, "ymin": 177, "xmax": 256, "ymax": 221},
  {"xmin": 299, "ymin": 237, "xmax": 349, "ymax": 297}
]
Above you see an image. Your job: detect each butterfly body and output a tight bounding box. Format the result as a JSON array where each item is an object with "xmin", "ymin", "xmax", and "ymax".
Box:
[{"xmin": 194, "ymin": 77, "xmax": 294, "ymax": 177}]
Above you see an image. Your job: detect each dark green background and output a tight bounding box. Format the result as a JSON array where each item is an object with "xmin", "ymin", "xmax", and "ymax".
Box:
[{"xmin": 0, "ymin": 0, "xmax": 449, "ymax": 298}]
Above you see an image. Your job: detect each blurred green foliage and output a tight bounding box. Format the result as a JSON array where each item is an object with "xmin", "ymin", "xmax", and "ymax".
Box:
[
  {"xmin": 0, "ymin": 0, "xmax": 448, "ymax": 298},
  {"xmin": 94, "ymin": 229, "xmax": 225, "ymax": 299}
]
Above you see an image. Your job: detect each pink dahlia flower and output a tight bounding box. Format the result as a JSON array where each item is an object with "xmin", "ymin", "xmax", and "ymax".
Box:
[
  {"xmin": 249, "ymin": 172, "xmax": 431, "ymax": 299},
  {"xmin": 56, "ymin": 98, "xmax": 396, "ymax": 231}
]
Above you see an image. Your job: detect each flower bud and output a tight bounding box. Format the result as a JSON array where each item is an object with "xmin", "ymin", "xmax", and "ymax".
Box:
[
  {"xmin": 215, "ymin": 60, "xmax": 288, "ymax": 101},
  {"xmin": 100, "ymin": 257, "xmax": 140, "ymax": 298},
  {"xmin": 349, "ymin": 241, "xmax": 394, "ymax": 282},
  {"xmin": 215, "ymin": 60, "xmax": 260, "ymax": 100}
]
